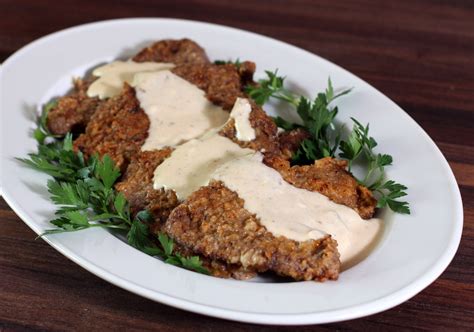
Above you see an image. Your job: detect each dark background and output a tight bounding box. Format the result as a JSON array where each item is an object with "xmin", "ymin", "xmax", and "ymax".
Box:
[{"xmin": 1, "ymin": 0, "xmax": 473, "ymax": 330}]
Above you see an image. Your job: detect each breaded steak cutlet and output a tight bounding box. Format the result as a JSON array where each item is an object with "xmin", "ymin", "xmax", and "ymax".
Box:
[
  {"xmin": 275, "ymin": 128, "xmax": 377, "ymax": 219},
  {"xmin": 114, "ymin": 101, "xmax": 279, "ymax": 279},
  {"xmin": 268, "ymin": 156, "xmax": 376, "ymax": 219},
  {"xmin": 73, "ymin": 84, "xmax": 146, "ymax": 172},
  {"xmin": 46, "ymin": 78, "xmax": 101, "ymax": 135},
  {"xmin": 132, "ymin": 38, "xmax": 209, "ymax": 64},
  {"xmin": 164, "ymin": 181, "xmax": 341, "ymax": 281},
  {"xmin": 115, "ymin": 100, "xmax": 279, "ymax": 224},
  {"xmin": 114, "ymin": 151, "xmax": 257, "ymax": 280},
  {"xmin": 46, "ymin": 39, "xmax": 210, "ymax": 135},
  {"xmin": 73, "ymin": 62, "xmax": 256, "ymax": 171}
]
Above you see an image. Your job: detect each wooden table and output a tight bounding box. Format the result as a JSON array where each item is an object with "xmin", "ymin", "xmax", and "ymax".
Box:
[{"xmin": 1, "ymin": 1, "xmax": 473, "ymax": 330}]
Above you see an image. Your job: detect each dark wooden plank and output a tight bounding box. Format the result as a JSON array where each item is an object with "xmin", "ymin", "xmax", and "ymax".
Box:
[{"xmin": 1, "ymin": 0, "xmax": 473, "ymax": 330}]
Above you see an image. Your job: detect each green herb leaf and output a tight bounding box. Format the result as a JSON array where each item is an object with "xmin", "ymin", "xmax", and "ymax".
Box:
[
  {"xmin": 33, "ymin": 100, "xmax": 61, "ymax": 144},
  {"xmin": 95, "ymin": 155, "xmax": 120, "ymax": 189},
  {"xmin": 245, "ymin": 70, "xmax": 299, "ymax": 106},
  {"xmin": 128, "ymin": 219, "xmax": 151, "ymax": 249},
  {"xmin": 214, "ymin": 58, "xmax": 241, "ymax": 68},
  {"xmin": 273, "ymin": 116, "xmax": 301, "ymax": 131},
  {"xmin": 158, "ymin": 233, "xmax": 174, "ymax": 256}
]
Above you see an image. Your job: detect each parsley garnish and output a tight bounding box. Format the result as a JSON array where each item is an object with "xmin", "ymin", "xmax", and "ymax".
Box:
[
  {"xmin": 33, "ymin": 100, "xmax": 61, "ymax": 144},
  {"xmin": 246, "ymin": 70, "xmax": 410, "ymax": 214},
  {"xmin": 245, "ymin": 70, "xmax": 299, "ymax": 107},
  {"xmin": 339, "ymin": 118, "xmax": 410, "ymax": 214},
  {"xmin": 214, "ymin": 58, "xmax": 241, "ymax": 69},
  {"xmin": 18, "ymin": 107, "xmax": 208, "ymax": 274}
]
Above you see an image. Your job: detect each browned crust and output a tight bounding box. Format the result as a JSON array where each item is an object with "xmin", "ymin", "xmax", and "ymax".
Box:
[
  {"xmin": 219, "ymin": 99, "xmax": 280, "ymax": 155},
  {"xmin": 171, "ymin": 62, "xmax": 255, "ymax": 111},
  {"xmin": 115, "ymin": 150, "xmax": 257, "ymax": 280},
  {"xmin": 277, "ymin": 127, "xmax": 311, "ymax": 159},
  {"xmin": 47, "ymin": 39, "xmax": 211, "ymax": 135},
  {"xmin": 115, "ymin": 149, "xmax": 176, "ymax": 222},
  {"xmin": 74, "ymin": 62, "xmax": 256, "ymax": 172},
  {"xmin": 115, "ymin": 99, "xmax": 279, "ymax": 223},
  {"xmin": 268, "ymin": 155, "xmax": 377, "ymax": 219},
  {"xmin": 165, "ymin": 240, "xmax": 257, "ymax": 280},
  {"xmin": 132, "ymin": 39, "xmax": 210, "ymax": 65},
  {"xmin": 73, "ymin": 84, "xmax": 148, "ymax": 172},
  {"xmin": 113, "ymin": 101, "xmax": 280, "ymax": 279},
  {"xmin": 46, "ymin": 78, "xmax": 102, "ymax": 135},
  {"xmin": 164, "ymin": 181, "xmax": 340, "ymax": 281}
]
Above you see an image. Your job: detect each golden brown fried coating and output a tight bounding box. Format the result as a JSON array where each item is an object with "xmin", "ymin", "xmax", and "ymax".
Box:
[
  {"xmin": 274, "ymin": 128, "xmax": 377, "ymax": 219},
  {"xmin": 115, "ymin": 151, "xmax": 257, "ymax": 280},
  {"xmin": 277, "ymin": 127, "xmax": 311, "ymax": 159},
  {"xmin": 268, "ymin": 155, "xmax": 376, "ymax": 219},
  {"xmin": 164, "ymin": 181, "xmax": 340, "ymax": 281},
  {"xmin": 46, "ymin": 78, "xmax": 102, "ymax": 135},
  {"xmin": 73, "ymin": 84, "xmax": 147, "ymax": 172},
  {"xmin": 172, "ymin": 62, "xmax": 255, "ymax": 110},
  {"xmin": 115, "ymin": 149, "xmax": 176, "ymax": 223},
  {"xmin": 132, "ymin": 38, "xmax": 209, "ymax": 64},
  {"xmin": 114, "ymin": 101, "xmax": 279, "ymax": 279},
  {"xmin": 47, "ymin": 39, "xmax": 211, "ymax": 135},
  {"xmin": 115, "ymin": 99, "xmax": 279, "ymax": 222},
  {"xmin": 164, "ymin": 240, "xmax": 257, "ymax": 280},
  {"xmin": 219, "ymin": 98, "xmax": 279, "ymax": 155},
  {"xmin": 74, "ymin": 62, "xmax": 257, "ymax": 172}
]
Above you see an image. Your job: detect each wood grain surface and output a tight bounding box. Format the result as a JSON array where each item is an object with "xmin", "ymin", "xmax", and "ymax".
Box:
[{"xmin": 1, "ymin": 0, "xmax": 473, "ymax": 330}]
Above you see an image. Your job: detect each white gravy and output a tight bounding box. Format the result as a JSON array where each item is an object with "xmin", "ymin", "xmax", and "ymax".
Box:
[
  {"xmin": 87, "ymin": 61, "xmax": 174, "ymax": 99},
  {"xmin": 230, "ymin": 98, "xmax": 256, "ymax": 141},
  {"xmin": 133, "ymin": 71, "xmax": 230, "ymax": 151},
  {"xmin": 211, "ymin": 154, "xmax": 383, "ymax": 266},
  {"xmin": 153, "ymin": 133, "xmax": 254, "ymax": 199}
]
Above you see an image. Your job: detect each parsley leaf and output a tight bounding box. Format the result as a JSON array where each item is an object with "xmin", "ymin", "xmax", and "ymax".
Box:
[
  {"xmin": 33, "ymin": 100, "xmax": 62, "ymax": 144},
  {"xmin": 214, "ymin": 58, "xmax": 242, "ymax": 69},
  {"xmin": 245, "ymin": 70, "xmax": 299, "ymax": 106}
]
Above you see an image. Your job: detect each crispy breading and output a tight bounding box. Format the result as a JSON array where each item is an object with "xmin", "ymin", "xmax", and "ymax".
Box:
[
  {"xmin": 132, "ymin": 38, "xmax": 209, "ymax": 64},
  {"xmin": 268, "ymin": 155, "xmax": 376, "ymax": 219},
  {"xmin": 163, "ymin": 240, "xmax": 257, "ymax": 280},
  {"xmin": 73, "ymin": 84, "xmax": 147, "ymax": 172},
  {"xmin": 115, "ymin": 151, "xmax": 258, "ymax": 280},
  {"xmin": 46, "ymin": 78, "xmax": 102, "ymax": 135},
  {"xmin": 51, "ymin": 38, "xmax": 379, "ymax": 281},
  {"xmin": 114, "ymin": 101, "xmax": 279, "ymax": 279},
  {"xmin": 47, "ymin": 39, "xmax": 211, "ymax": 135},
  {"xmin": 172, "ymin": 62, "xmax": 255, "ymax": 110},
  {"xmin": 219, "ymin": 98, "xmax": 279, "ymax": 154},
  {"xmin": 115, "ymin": 149, "xmax": 176, "ymax": 223},
  {"xmin": 277, "ymin": 127, "xmax": 311, "ymax": 159},
  {"xmin": 115, "ymin": 99, "xmax": 279, "ymax": 223},
  {"xmin": 275, "ymin": 128, "xmax": 377, "ymax": 219},
  {"xmin": 73, "ymin": 62, "xmax": 257, "ymax": 171},
  {"xmin": 164, "ymin": 181, "xmax": 341, "ymax": 281}
]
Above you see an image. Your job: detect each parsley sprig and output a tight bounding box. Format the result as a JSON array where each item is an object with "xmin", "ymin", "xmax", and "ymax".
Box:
[
  {"xmin": 246, "ymin": 70, "xmax": 351, "ymax": 162},
  {"xmin": 246, "ymin": 70, "xmax": 410, "ymax": 214},
  {"xmin": 246, "ymin": 70, "xmax": 299, "ymax": 106},
  {"xmin": 33, "ymin": 100, "xmax": 61, "ymax": 144},
  {"xmin": 339, "ymin": 118, "xmax": 410, "ymax": 214},
  {"xmin": 19, "ymin": 113, "xmax": 208, "ymax": 273},
  {"xmin": 214, "ymin": 58, "xmax": 242, "ymax": 69}
]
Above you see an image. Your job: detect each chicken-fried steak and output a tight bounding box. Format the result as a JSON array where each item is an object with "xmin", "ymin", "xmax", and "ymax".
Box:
[
  {"xmin": 73, "ymin": 62, "xmax": 256, "ymax": 171},
  {"xmin": 46, "ymin": 39, "xmax": 211, "ymax": 135},
  {"xmin": 164, "ymin": 181, "xmax": 341, "ymax": 281}
]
